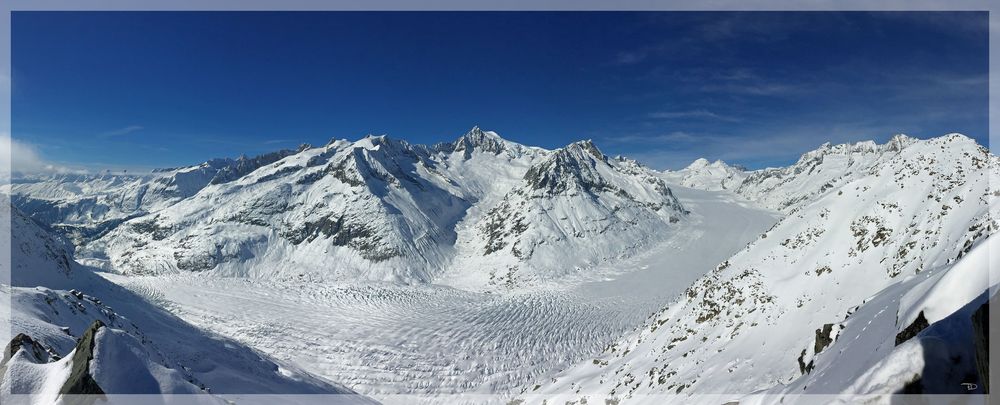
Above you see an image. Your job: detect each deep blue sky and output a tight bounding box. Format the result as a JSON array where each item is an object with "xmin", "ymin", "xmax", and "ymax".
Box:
[{"xmin": 12, "ymin": 11, "xmax": 989, "ymax": 171}]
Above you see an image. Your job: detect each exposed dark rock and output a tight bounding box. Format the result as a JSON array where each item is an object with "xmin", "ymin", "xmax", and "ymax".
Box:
[
  {"xmin": 60, "ymin": 320, "xmax": 106, "ymax": 396},
  {"xmin": 282, "ymin": 214, "xmax": 399, "ymax": 262},
  {"xmin": 2, "ymin": 333, "xmax": 58, "ymax": 367},
  {"xmin": 814, "ymin": 323, "xmax": 835, "ymax": 354},
  {"xmin": 896, "ymin": 311, "xmax": 929, "ymax": 346},
  {"xmin": 1, "ymin": 333, "xmax": 60, "ymax": 393},
  {"xmin": 129, "ymin": 216, "xmax": 175, "ymax": 241},
  {"xmin": 899, "ymin": 374, "xmax": 923, "ymax": 394},
  {"xmin": 972, "ymin": 297, "xmax": 991, "ymax": 393}
]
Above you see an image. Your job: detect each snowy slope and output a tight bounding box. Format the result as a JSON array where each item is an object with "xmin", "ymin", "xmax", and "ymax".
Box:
[
  {"xmin": 735, "ymin": 134, "xmax": 919, "ymax": 212},
  {"xmin": 526, "ymin": 133, "xmax": 997, "ymax": 403},
  {"xmin": 747, "ymin": 235, "xmax": 997, "ymax": 403},
  {"xmin": 85, "ymin": 134, "xmax": 471, "ymax": 282},
  {"xmin": 1, "ymin": 205, "xmax": 368, "ymax": 401},
  {"xmin": 660, "ymin": 158, "xmax": 748, "ymax": 191}
]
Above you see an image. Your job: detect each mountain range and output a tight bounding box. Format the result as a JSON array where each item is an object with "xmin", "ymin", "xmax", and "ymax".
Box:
[
  {"xmin": 11, "ymin": 127, "xmax": 688, "ymax": 289},
  {"xmin": 5, "ymin": 128, "xmax": 997, "ymax": 403}
]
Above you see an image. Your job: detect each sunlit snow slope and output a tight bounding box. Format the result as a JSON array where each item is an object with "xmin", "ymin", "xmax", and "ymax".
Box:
[
  {"xmin": 527, "ymin": 134, "xmax": 997, "ymax": 404},
  {"xmin": 1, "ymin": 204, "xmax": 369, "ymax": 403}
]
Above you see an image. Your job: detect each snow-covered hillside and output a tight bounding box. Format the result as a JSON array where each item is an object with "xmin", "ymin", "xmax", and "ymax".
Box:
[
  {"xmin": 13, "ymin": 128, "xmax": 685, "ymax": 287},
  {"xmin": 661, "ymin": 158, "xmax": 747, "ymax": 191},
  {"xmin": 526, "ymin": 133, "xmax": 997, "ymax": 403},
  {"xmin": 735, "ymin": 134, "xmax": 919, "ymax": 212},
  {"xmin": 1, "ymin": 204, "xmax": 369, "ymax": 402}
]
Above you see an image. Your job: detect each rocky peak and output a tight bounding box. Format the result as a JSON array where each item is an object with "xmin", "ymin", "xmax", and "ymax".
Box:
[
  {"xmin": 523, "ymin": 140, "xmax": 613, "ymax": 195},
  {"xmin": 884, "ymin": 134, "xmax": 917, "ymax": 152},
  {"xmin": 450, "ymin": 126, "xmax": 508, "ymax": 156},
  {"xmin": 565, "ymin": 139, "xmax": 606, "ymax": 161}
]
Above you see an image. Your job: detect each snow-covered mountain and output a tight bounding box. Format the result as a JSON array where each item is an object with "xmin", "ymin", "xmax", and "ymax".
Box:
[
  {"xmin": 526, "ymin": 133, "xmax": 997, "ymax": 403},
  {"xmin": 13, "ymin": 128, "xmax": 685, "ymax": 287},
  {"xmin": 446, "ymin": 141, "xmax": 687, "ymax": 288},
  {"xmin": 8, "ymin": 147, "xmax": 303, "ymax": 246},
  {"xmin": 734, "ymin": 134, "xmax": 919, "ymax": 212},
  {"xmin": 1, "ymin": 204, "xmax": 370, "ymax": 402},
  {"xmin": 660, "ymin": 158, "xmax": 748, "ymax": 191}
]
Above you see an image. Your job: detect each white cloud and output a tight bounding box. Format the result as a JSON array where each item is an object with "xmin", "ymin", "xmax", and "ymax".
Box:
[
  {"xmin": 99, "ymin": 125, "xmax": 144, "ymax": 138},
  {"xmin": 0, "ymin": 135, "xmax": 83, "ymax": 175}
]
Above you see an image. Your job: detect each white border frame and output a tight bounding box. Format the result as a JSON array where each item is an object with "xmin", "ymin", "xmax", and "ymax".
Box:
[{"xmin": 1, "ymin": 2, "xmax": 994, "ymax": 404}]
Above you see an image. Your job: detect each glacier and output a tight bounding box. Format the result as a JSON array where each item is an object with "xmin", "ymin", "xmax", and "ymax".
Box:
[{"xmin": 4, "ymin": 128, "xmax": 996, "ymax": 404}]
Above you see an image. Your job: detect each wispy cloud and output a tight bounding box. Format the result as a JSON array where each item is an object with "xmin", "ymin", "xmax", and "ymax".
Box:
[
  {"xmin": 602, "ymin": 131, "xmax": 700, "ymax": 146},
  {"xmin": 99, "ymin": 125, "xmax": 144, "ymax": 138},
  {"xmin": 262, "ymin": 139, "xmax": 295, "ymax": 145},
  {"xmin": 614, "ymin": 51, "xmax": 647, "ymax": 66},
  {"xmin": 647, "ymin": 109, "xmax": 741, "ymax": 122},
  {"xmin": 600, "ymin": 120, "xmax": 927, "ymax": 170}
]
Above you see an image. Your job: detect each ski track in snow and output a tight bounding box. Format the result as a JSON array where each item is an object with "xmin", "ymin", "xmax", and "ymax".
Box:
[{"xmin": 100, "ymin": 186, "xmax": 779, "ymax": 399}]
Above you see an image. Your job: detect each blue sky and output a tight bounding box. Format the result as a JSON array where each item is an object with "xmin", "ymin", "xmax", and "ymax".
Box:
[{"xmin": 11, "ymin": 11, "xmax": 989, "ymax": 171}]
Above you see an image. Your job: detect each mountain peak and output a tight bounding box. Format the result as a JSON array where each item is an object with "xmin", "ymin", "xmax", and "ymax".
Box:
[
  {"xmin": 685, "ymin": 158, "xmax": 711, "ymax": 170},
  {"xmin": 355, "ymin": 134, "xmax": 411, "ymax": 152},
  {"xmin": 564, "ymin": 139, "xmax": 606, "ymax": 161},
  {"xmin": 450, "ymin": 126, "xmax": 508, "ymax": 156},
  {"xmin": 522, "ymin": 140, "xmax": 615, "ymax": 194},
  {"xmin": 466, "ymin": 125, "xmax": 484, "ymax": 136},
  {"xmin": 681, "ymin": 158, "xmax": 742, "ymax": 172}
]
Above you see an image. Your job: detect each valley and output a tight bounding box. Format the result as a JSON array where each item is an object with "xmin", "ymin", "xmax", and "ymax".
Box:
[{"xmin": 98, "ymin": 185, "xmax": 779, "ymax": 399}]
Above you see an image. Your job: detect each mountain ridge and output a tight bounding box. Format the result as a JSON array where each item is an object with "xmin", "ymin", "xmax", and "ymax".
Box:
[{"xmin": 15, "ymin": 128, "xmax": 685, "ymax": 288}]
